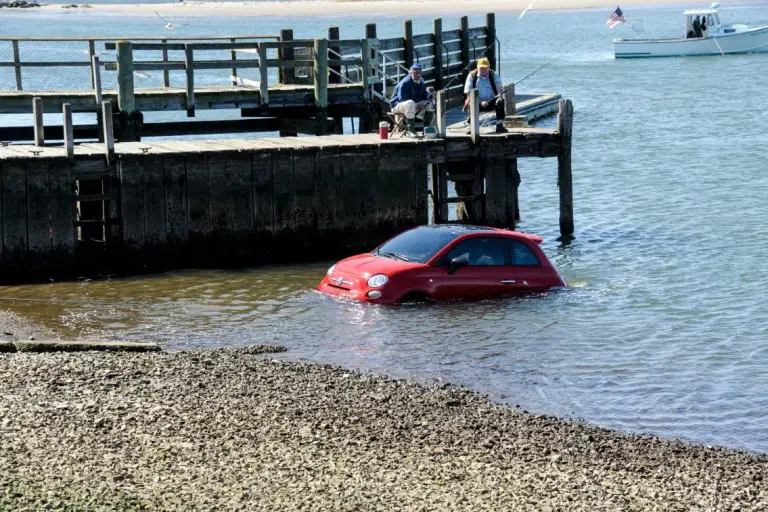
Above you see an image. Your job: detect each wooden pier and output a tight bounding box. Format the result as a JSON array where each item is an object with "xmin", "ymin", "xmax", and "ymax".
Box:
[{"xmin": 0, "ymin": 14, "xmax": 574, "ymax": 281}]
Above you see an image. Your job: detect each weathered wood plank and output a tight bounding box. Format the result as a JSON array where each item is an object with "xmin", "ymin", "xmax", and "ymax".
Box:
[
  {"xmin": 48, "ymin": 161, "xmax": 75, "ymax": 268},
  {"xmin": 209, "ymin": 153, "xmax": 253, "ymax": 256},
  {"xmin": 118, "ymin": 157, "xmax": 146, "ymax": 251},
  {"xmin": 1, "ymin": 161, "xmax": 27, "ymax": 270},
  {"xmin": 185, "ymin": 154, "xmax": 210, "ymax": 250},
  {"xmin": 293, "ymin": 150, "xmax": 317, "ymax": 245},
  {"xmin": 33, "ymin": 97, "xmax": 44, "ymax": 147},
  {"xmin": 25, "ymin": 161, "xmax": 52, "ymax": 270},
  {"xmin": 272, "ymin": 149, "xmax": 295, "ymax": 237},
  {"xmin": 314, "ymin": 148, "xmax": 342, "ymax": 234},
  {"xmin": 251, "ymin": 152, "xmax": 274, "ymax": 257},
  {"xmin": 142, "ymin": 155, "xmax": 167, "ymax": 253},
  {"xmin": 163, "ymin": 156, "xmax": 187, "ymax": 253}
]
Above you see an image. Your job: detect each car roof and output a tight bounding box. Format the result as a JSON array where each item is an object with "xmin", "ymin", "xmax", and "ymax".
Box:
[{"xmin": 424, "ymin": 224, "xmax": 543, "ymax": 244}]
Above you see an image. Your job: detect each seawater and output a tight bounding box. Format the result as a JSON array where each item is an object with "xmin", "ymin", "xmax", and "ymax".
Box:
[{"xmin": 1, "ymin": 3, "xmax": 768, "ymax": 453}]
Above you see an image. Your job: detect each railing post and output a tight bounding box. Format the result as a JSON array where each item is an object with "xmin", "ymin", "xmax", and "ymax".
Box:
[
  {"xmin": 486, "ymin": 13, "xmax": 497, "ymax": 72},
  {"xmin": 557, "ymin": 99, "xmax": 574, "ymax": 236},
  {"xmin": 436, "ymin": 90, "xmax": 447, "ymax": 138},
  {"xmin": 258, "ymin": 43, "xmax": 269, "ymax": 111},
  {"xmin": 328, "ymin": 27, "xmax": 341, "ymax": 85},
  {"xmin": 88, "ymin": 40, "xmax": 96, "ymax": 89},
  {"xmin": 162, "ymin": 39, "xmax": 170, "ymax": 87},
  {"xmin": 184, "ymin": 44, "xmax": 195, "ymax": 117},
  {"xmin": 278, "ymin": 29, "xmax": 294, "ymax": 85},
  {"xmin": 33, "ymin": 97, "xmax": 44, "ymax": 146},
  {"xmin": 12, "ymin": 40, "xmax": 22, "ymax": 91},
  {"xmin": 116, "ymin": 41, "xmax": 135, "ymax": 114},
  {"xmin": 314, "ymin": 38, "xmax": 329, "ymax": 135},
  {"xmin": 403, "ymin": 20, "xmax": 414, "ymax": 70},
  {"xmin": 460, "ymin": 16, "xmax": 471, "ymax": 85},
  {"xmin": 102, "ymin": 100, "xmax": 115, "ymax": 165},
  {"xmin": 92, "ymin": 56, "xmax": 104, "ymax": 142},
  {"xmin": 230, "ymin": 38, "xmax": 238, "ymax": 86},
  {"xmin": 360, "ymin": 38, "xmax": 371, "ymax": 103},
  {"xmin": 469, "ymin": 88, "xmax": 480, "ymax": 144},
  {"xmin": 63, "ymin": 103, "xmax": 74, "ymax": 159},
  {"xmin": 432, "ymin": 18, "xmax": 443, "ymax": 90}
]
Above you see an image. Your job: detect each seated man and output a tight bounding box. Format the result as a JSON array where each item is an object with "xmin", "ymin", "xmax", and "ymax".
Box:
[
  {"xmin": 389, "ymin": 64, "xmax": 434, "ymax": 136},
  {"xmin": 463, "ymin": 57, "xmax": 508, "ymax": 134}
]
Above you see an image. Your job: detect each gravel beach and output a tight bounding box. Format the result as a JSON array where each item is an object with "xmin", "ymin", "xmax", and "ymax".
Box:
[{"xmin": 1, "ymin": 345, "xmax": 766, "ymax": 511}]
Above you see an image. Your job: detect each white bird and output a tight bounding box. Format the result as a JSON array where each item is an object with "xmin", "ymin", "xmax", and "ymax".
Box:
[
  {"xmin": 519, "ymin": 0, "xmax": 538, "ymax": 20},
  {"xmin": 154, "ymin": 10, "xmax": 186, "ymax": 31}
]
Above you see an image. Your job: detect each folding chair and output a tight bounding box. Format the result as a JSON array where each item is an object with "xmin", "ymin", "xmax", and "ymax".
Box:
[{"xmin": 386, "ymin": 111, "xmax": 426, "ymax": 138}]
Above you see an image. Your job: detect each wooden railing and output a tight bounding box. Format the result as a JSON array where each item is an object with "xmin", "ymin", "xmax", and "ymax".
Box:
[{"xmin": 0, "ymin": 35, "xmax": 280, "ymax": 92}]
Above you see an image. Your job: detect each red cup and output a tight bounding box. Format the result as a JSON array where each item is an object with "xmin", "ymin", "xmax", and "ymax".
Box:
[{"xmin": 379, "ymin": 121, "xmax": 389, "ymax": 140}]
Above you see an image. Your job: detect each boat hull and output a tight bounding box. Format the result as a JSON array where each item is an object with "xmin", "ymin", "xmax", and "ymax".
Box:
[{"xmin": 614, "ymin": 26, "xmax": 768, "ymax": 58}]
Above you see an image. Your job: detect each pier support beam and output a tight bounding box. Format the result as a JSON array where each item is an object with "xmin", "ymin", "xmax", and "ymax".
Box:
[
  {"xmin": 116, "ymin": 41, "xmax": 142, "ymax": 142},
  {"xmin": 557, "ymin": 99, "xmax": 574, "ymax": 236},
  {"xmin": 314, "ymin": 38, "xmax": 329, "ymax": 136}
]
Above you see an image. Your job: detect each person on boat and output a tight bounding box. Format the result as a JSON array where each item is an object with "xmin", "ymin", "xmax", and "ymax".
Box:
[
  {"xmin": 701, "ymin": 15, "xmax": 708, "ymax": 36},
  {"xmin": 389, "ymin": 64, "xmax": 434, "ymax": 136},
  {"xmin": 692, "ymin": 16, "xmax": 703, "ymax": 38},
  {"xmin": 463, "ymin": 57, "xmax": 508, "ymax": 134}
]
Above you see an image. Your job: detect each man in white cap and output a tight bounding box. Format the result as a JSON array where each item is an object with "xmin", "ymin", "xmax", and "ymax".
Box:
[
  {"xmin": 389, "ymin": 64, "xmax": 434, "ymax": 136},
  {"xmin": 463, "ymin": 57, "xmax": 508, "ymax": 133}
]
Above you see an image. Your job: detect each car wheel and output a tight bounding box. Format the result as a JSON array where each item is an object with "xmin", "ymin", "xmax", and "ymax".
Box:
[{"xmin": 398, "ymin": 292, "xmax": 434, "ymax": 305}]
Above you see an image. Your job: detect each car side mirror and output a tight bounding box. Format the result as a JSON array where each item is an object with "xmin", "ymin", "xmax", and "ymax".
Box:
[{"xmin": 447, "ymin": 255, "xmax": 469, "ymax": 275}]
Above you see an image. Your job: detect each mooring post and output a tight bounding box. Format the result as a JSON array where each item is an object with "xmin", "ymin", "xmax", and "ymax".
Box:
[
  {"xmin": 436, "ymin": 90, "xmax": 447, "ymax": 137},
  {"xmin": 469, "ymin": 89, "xmax": 480, "ymax": 144},
  {"xmin": 504, "ymin": 82, "xmax": 516, "ymax": 117},
  {"xmin": 116, "ymin": 40, "xmax": 141, "ymax": 141},
  {"xmin": 33, "ymin": 96, "xmax": 44, "ymax": 146},
  {"xmin": 486, "ymin": 13, "xmax": 497, "ymax": 71},
  {"xmin": 314, "ymin": 38, "xmax": 329, "ymax": 135},
  {"xmin": 403, "ymin": 20, "xmax": 414, "ymax": 70},
  {"xmin": 184, "ymin": 44, "xmax": 196, "ymax": 117},
  {"xmin": 460, "ymin": 16, "xmax": 471, "ymax": 84},
  {"xmin": 432, "ymin": 18, "xmax": 443, "ymax": 90},
  {"xmin": 557, "ymin": 99, "xmax": 574, "ymax": 235},
  {"xmin": 278, "ymin": 29, "xmax": 295, "ymax": 85},
  {"xmin": 63, "ymin": 103, "xmax": 74, "ymax": 159},
  {"xmin": 328, "ymin": 27, "xmax": 341, "ymax": 84},
  {"xmin": 102, "ymin": 100, "xmax": 115, "ymax": 165}
]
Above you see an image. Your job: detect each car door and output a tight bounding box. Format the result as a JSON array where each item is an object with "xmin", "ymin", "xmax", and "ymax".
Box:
[
  {"xmin": 502, "ymin": 238, "xmax": 553, "ymax": 293},
  {"xmin": 434, "ymin": 237, "xmax": 511, "ymax": 301}
]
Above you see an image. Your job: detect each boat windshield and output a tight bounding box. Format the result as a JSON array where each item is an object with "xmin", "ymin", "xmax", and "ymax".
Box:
[{"xmin": 374, "ymin": 227, "xmax": 466, "ymax": 264}]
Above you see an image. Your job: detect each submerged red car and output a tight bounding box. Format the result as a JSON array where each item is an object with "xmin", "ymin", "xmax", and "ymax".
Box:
[{"xmin": 318, "ymin": 225, "xmax": 566, "ymax": 305}]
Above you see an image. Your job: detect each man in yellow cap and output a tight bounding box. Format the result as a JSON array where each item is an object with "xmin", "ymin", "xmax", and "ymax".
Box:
[{"xmin": 463, "ymin": 57, "xmax": 508, "ymax": 133}]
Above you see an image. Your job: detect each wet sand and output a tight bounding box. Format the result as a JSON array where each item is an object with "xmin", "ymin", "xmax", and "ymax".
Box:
[
  {"xmin": 1, "ymin": 346, "xmax": 765, "ymax": 510},
  {"xmin": 35, "ymin": 0, "xmax": 702, "ymax": 18}
]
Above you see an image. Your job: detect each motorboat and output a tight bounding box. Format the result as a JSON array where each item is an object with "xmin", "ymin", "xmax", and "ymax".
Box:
[{"xmin": 613, "ymin": 3, "xmax": 768, "ymax": 58}]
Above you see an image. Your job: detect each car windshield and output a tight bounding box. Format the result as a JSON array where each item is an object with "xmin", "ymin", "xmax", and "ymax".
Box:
[{"xmin": 374, "ymin": 227, "xmax": 464, "ymax": 264}]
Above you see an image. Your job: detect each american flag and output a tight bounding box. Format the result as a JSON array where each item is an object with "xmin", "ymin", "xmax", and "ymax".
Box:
[{"xmin": 607, "ymin": 7, "xmax": 626, "ymax": 29}]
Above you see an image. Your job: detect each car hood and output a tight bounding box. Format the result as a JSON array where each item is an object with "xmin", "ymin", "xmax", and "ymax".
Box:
[{"xmin": 335, "ymin": 253, "xmax": 424, "ymax": 276}]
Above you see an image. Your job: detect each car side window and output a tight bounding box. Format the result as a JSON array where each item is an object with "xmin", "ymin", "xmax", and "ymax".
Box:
[
  {"xmin": 443, "ymin": 237, "xmax": 507, "ymax": 266},
  {"xmin": 507, "ymin": 239, "xmax": 541, "ymax": 266}
]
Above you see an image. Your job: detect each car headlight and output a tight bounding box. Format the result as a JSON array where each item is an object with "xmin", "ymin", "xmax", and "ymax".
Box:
[
  {"xmin": 326, "ymin": 264, "xmax": 336, "ymax": 276},
  {"xmin": 367, "ymin": 274, "xmax": 388, "ymax": 288}
]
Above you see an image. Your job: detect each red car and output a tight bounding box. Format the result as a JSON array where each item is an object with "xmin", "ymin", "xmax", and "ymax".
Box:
[{"xmin": 318, "ymin": 225, "xmax": 566, "ymax": 305}]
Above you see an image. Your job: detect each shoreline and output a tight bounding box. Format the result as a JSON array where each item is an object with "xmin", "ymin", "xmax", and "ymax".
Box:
[
  {"xmin": 28, "ymin": 0, "xmax": 712, "ymax": 18},
  {"xmin": 2, "ymin": 345, "xmax": 766, "ymax": 509}
]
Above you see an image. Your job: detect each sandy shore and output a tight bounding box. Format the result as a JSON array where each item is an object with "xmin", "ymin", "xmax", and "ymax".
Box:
[
  {"xmin": 1, "ymin": 345, "xmax": 766, "ymax": 510},
  {"xmin": 35, "ymin": 0, "xmax": 704, "ymax": 18}
]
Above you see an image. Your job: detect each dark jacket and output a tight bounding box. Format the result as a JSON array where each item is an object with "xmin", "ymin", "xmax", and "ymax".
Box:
[{"xmin": 389, "ymin": 76, "xmax": 429, "ymax": 108}]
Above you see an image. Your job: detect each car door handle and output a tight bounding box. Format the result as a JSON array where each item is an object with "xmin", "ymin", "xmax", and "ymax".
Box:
[{"xmin": 500, "ymin": 280, "xmax": 516, "ymax": 284}]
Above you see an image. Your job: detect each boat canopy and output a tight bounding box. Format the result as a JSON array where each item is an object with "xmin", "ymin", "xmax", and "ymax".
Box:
[{"xmin": 683, "ymin": 2, "xmax": 721, "ymax": 16}]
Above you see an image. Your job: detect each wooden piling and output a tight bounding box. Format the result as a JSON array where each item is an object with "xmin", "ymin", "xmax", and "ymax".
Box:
[
  {"xmin": 469, "ymin": 89, "xmax": 480, "ymax": 144},
  {"xmin": 403, "ymin": 20, "xmax": 414, "ymax": 69},
  {"xmin": 436, "ymin": 90, "xmax": 447, "ymax": 137},
  {"xmin": 184, "ymin": 44, "xmax": 195, "ymax": 117},
  {"xmin": 365, "ymin": 23, "xmax": 377, "ymax": 39},
  {"xmin": 486, "ymin": 13, "xmax": 497, "ymax": 71},
  {"xmin": 88, "ymin": 40, "xmax": 96, "ymax": 89},
  {"xmin": 63, "ymin": 103, "xmax": 74, "ymax": 158},
  {"xmin": 258, "ymin": 43, "xmax": 269, "ymax": 110},
  {"xmin": 33, "ymin": 96, "xmax": 44, "ymax": 146},
  {"xmin": 161, "ymin": 39, "xmax": 170, "ymax": 87},
  {"xmin": 432, "ymin": 18, "xmax": 443, "ymax": 90},
  {"xmin": 314, "ymin": 38, "xmax": 329, "ymax": 136},
  {"xmin": 557, "ymin": 99, "xmax": 574, "ymax": 235},
  {"xmin": 328, "ymin": 27, "xmax": 341, "ymax": 85},
  {"xmin": 503, "ymin": 82, "xmax": 516, "ymax": 116},
  {"xmin": 92, "ymin": 56, "xmax": 104, "ymax": 141},
  {"xmin": 102, "ymin": 100, "xmax": 115, "ymax": 164},
  {"xmin": 116, "ymin": 41, "xmax": 135, "ymax": 114},
  {"xmin": 460, "ymin": 16, "xmax": 471, "ymax": 85},
  {"xmin": 12, "ymin": 40, "xmax": 22, "ymax": 91},
  {"xmin": 278, "ymin": 29, "xmax": 295, "ymax": 85}
]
